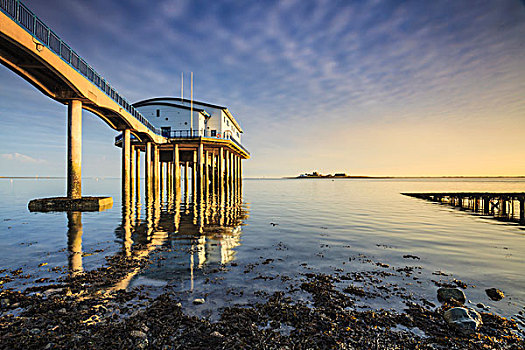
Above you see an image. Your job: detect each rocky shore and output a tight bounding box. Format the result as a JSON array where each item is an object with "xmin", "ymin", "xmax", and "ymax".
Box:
[{"xmin": 1, "ymin": 247, "xmax": 524, "ymax": 349}]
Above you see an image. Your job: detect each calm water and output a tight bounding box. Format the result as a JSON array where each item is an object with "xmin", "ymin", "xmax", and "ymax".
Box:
[{"xmin": 0, "ymin": 178, "xmax": 524, "ymax": 324}]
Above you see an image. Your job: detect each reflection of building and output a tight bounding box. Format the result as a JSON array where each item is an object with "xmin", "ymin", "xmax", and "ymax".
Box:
[{"xmin": 114, "ymin": 181, "xmax": 247, "ymax": 290}]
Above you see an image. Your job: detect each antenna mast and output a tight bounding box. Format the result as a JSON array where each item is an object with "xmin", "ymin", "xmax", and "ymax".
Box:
[{"xmin": 190, "ymin": 72, "xmax": 193, "ymax": 135}]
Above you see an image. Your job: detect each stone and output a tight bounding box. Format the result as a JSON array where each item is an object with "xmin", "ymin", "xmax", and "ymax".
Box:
[
  {"xmin": 210, "ymin": 331, "xmax": 224, "ymax": 338},
  {"xmin": 443, "ymin": 307, "xmax": 482, "ymax": 333},
  {"xmin": 485, "ymin": 288, "xmax": 504, "ymax": 301},
  {"xmin": 30, "ymin": 328, "xmax": 41, "ymax": 335},
  {"xmin": 130, "ymin": 330, "xmax": 147, "ymax": 339},
  {"xmin": 437, "ymin": 288, "xmax": 466, "ymax": 304},
  {"xmin": 193, "ymin": 298, "xmax": 205, "ymax": 305}
]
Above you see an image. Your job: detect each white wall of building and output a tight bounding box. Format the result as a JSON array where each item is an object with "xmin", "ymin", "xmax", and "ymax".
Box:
[
  {"xmin": 135, "ymin": 99, "xmax": 242, "ymax": 142},
  {"xmin": 136, "ymin": 104, "xmax": 205, "ymax": 135}
]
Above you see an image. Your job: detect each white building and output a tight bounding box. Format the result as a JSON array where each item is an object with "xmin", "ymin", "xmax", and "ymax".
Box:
[{"xmin": 133, "ymin": 97, "xmax": 243, "ymax": 143}]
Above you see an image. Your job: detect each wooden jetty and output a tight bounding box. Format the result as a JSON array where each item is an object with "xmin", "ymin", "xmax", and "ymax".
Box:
[{"xmin": 402, "ymin": 192, "xmax": 525, "ymax": 225}]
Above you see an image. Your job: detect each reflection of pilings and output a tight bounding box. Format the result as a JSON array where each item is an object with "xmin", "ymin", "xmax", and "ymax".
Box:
[
  {"xmin": 153, "ymin": 144, "xmax": 159, "ymax": 199},
  {"xmin": 184, "ymin": 161, "xmax": 189, "ymax": 198},
  {"xmin": 67, "ymin": 211, "xmax": 83, "ymax": 276},
  {"xmin": 402, "ymin": 192, "xmax": 525, "ymax": 225}
]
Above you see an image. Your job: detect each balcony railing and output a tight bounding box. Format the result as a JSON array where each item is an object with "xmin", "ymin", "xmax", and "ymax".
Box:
[
  {"xmin": 113, "ymin": 129, "xmax": 250, "ymax": 155},
  {"xmin": 0, "ymin": 0, "xmax": 161, "ymax": 136}
]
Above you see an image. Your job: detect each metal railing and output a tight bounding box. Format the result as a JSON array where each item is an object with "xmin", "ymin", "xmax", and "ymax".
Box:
[
  {"xmin": 0, "ymin": 0, "xmax": 161, "ymax": 136},
  {"xmin": 169, "ymin": 130, "xmax": 202, "ymax": 138}
]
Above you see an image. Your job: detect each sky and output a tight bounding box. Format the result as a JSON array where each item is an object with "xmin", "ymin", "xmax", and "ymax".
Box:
[{"xmin": 1, "ymin": 0, "xmax": 524, "ymax": 177}]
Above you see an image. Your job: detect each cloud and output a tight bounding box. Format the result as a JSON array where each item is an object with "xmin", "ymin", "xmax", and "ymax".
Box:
[{"xmin": 1, "ymin": 153, "xmax": 46, "ymax": 164}]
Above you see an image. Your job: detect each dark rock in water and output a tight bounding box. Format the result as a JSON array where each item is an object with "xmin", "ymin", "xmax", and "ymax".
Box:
[
  {"xmin": 476, "ymin": 303, "xmax": 490, "ymax": 310},
  {"xmin": 437, "ymin": 287, "xmax": 466, "ymax": 304},
  {"xmin": 443, "ymin": 307, "xmax": 482, "ymax": 333},
  {"xmin": 485, "ymin": 288, "xmax": 505, "ymax": 301}
]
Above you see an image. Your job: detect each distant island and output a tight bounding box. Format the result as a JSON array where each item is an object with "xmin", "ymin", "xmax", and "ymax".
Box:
[
  {"xmin": 291, "ymin": 171, "xmax": 378, "ymax": 179},
  {"xmin": 287, "ymin": 172, "xmax": 525, "ymax": 179}
]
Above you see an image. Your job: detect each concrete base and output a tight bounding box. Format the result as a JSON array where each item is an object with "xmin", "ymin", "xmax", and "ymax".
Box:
[{"xmin": 28, "ymin": 197, "xmax": 113, "ymax": 212}]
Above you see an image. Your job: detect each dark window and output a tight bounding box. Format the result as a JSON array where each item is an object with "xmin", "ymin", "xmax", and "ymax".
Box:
[
  {"xmin": 161, "ymin": 127, "xmax": 171, "ymax": 137},
  {"xmin": 211, "ymin": 130, "xmax": 217, "ymax": 136},
  {"xmin": 156, "ymin": 109, "xmax": 160, "ymax": 117},
  {"xmin": 165, "ymin": 118, "xmax": 168, "ymax": 121}
]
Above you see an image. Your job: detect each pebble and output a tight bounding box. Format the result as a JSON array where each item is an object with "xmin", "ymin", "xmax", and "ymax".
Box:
[
  {"xmin": 485, "ymin": 288, "xmax": 504, "ymax": 301},
  {"xmin": 437, "ymin": 287, "xmax": 466, "ymax": 304},
  {"xmin": 210, "ymin": 331, "xmax": 224, "ymax": 337},
  {"xmin": 130, "ymin": 330, "xmax": 147, "ymax": 339},
  {"xmin": 443, "ymin": 307, "xmax": 482, "ymax": 333},
  {"xmin": 193, "ymin": 298, "xmax": 205, "ymax": 305},
  {"xmin": 30, "ymin": 328, "xmax": 41, "ymax": 335}
]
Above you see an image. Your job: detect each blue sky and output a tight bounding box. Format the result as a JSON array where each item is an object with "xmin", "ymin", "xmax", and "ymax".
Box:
[{"xmin": 1, "ymin": 0, "xmax": 524, "ymax": 177}]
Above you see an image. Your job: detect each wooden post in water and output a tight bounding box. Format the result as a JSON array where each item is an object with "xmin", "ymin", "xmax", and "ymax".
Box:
[
  {"xmin": 484, "ymin": 197, "xmax": 490, "ymax": 214},
  {"xmin": 519, "ymin": 197, "xmax": 525, "ymax": 225}
]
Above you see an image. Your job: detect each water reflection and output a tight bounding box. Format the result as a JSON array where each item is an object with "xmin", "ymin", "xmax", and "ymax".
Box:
[
  {"xmin": 66, "ymin": 211, "xmax": 83, "ymax": 276},
  {"xmin": 60, "ymin": 179, "xmax": 249, "ymax": 290}
]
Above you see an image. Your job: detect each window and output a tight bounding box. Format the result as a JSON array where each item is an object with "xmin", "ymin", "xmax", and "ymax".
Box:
[
  {"xmin": 156, "ymin": 109, "xmax": 160, "ymax": 117},
  {"xmin": 165, "ymin": 118, "xmax": 168, "ymax": 121},
  {"xmin": 211, "ymin": 130, "xmax": 217, "ymax": 136}
]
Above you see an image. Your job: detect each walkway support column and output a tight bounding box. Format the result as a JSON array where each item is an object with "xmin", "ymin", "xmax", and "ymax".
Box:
[
  {"xmin": 184, "ymin": 161, "xmax": 189, "ymax": 197},
  {"xmin": 173, "ymin": 144, "xmax": 181, "ymax": 198},
  {"xmin": 135, "ymin": 148, "xmax": 141, "ymax": 202},
  {"xmin": 218, "ymin": 148, "xmax": 224, "ymax": 198},
  {"xmin": 145, "ymin": 142, "xmax": 152, "ymax": 198},
  {"xmin": 67, "ymin": 100, "xmax": 82, "ymax": 199},
  {"xmin": 204, "ymin": 150, "xmax": 210, "ymax": 198},
  {"xmin": 152, "ymin": 144, "xmax": 158, "ymax": 197},
  {"xmin": 198, "ymin": 143, "xmax": 204, "ymax": 201},
  {"xmin": 122, "ymin": 129, "xmax": 131, "ymax": 205}
]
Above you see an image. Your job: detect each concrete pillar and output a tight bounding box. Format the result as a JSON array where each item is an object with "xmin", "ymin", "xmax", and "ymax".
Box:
[
  {"xmin": 159, "ymin": 162, "xmax": 164, "ymax": 198},
  {"xmin": 218, "ymin": 148, "xmax": 224, "ymax": 198},
  {"xmin": 198, "ymin": 143, "xmax": 204, "ymax": 200},
  {"xmin": 67, "ymin": 100, "xmax": 82, "ymax": 199},
  {"xmin": 130, "ymin": 145, "xmax": 136, "ymax": 204},
  {"xmin": 204, "ymin": 150, "xmax": 210, "ymax": 198},
  {"xmin": 173, "ymin": 144, "xmax": 181, "ymax": 198},
  {"xmin": 184, "ymin": 161, "xmax": 189, "ymax": 197},
  {"xmin": 122, "ymin": 129, "xmax": 131, "ymax": 205},
  {"xmin": 145, "ymin": 142, "xmax": 152, "ymax": 197},
  {"xmin": 192, "ymin": 150, "xmax": 197, "ymax": 200},
  {"xmin": 135, "ymin": 148, "xmax": 140, "ymax": 203},
  {"xmin": 211, "ymin": 153, "xmax": 216, "ymax": 196},
  {"xmin": 228, "ymin": 152, "xmax": 235, "ymax": 191},
  {"xmin": 152, "ymin": 144, "xmax": 158, "ymax": 197},
  {"xmin": 500, "ymin": 198, "xmax": 507, "ymax": 216}
]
